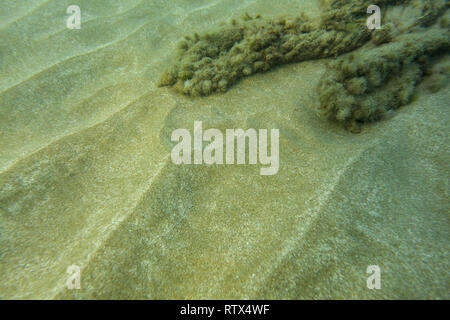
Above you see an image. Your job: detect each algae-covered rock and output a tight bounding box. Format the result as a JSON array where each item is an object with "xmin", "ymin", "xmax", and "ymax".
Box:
[
  {"xmin": 317, "ymin": 1, "xmax": 449, "ymax": 132},
  {"xmin": 158, "ymin": 0, "xmax": 448, "ymax": 132},
  {"xmin": 158, "ymin": 0, "xmax": 446, "ymax": 97},
  {"xmin": 158, "ymin": 0, "xmax": 393, "ymax": 96}
]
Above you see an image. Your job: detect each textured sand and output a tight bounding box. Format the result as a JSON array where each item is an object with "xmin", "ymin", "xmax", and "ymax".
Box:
[{"xmin": 0, "ymin": 0, "xmax": 448, "ymax": 299}]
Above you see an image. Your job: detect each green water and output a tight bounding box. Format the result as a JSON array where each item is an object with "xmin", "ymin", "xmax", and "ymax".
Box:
[{"xmin": 0, "ymin": 0, "xmax": 448, "ymax": 299}]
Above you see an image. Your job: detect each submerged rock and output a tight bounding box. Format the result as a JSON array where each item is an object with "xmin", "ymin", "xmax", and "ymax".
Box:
[
  {"xmin": 157, "ymin": 0, "xmax": 385, "ymax": 96},
  {"xmin": 317, "ymin": 0, "xmax": 449, "ymax": 131},
  {"xmin": 159, "ymin": 0, "xmax": 448, "ymax": 131}
]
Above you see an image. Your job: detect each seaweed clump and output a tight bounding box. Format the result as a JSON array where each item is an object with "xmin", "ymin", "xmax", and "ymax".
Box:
[
  {"xmin": 317, "ymin": 0, "xmax": 449, "ymax": 132},
  {"xmin": 157, "ymin": 0, "xmax": 392, "ymax": 96},
  {"xmin": 158, "ymin": 0, "xmax": 449, "ymax": 131}
]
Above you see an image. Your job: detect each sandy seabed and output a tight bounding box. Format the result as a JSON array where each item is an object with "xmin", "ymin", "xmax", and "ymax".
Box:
[{"xmin": 0, "ymin": 0, "xmax": 448, "ymax": 299}]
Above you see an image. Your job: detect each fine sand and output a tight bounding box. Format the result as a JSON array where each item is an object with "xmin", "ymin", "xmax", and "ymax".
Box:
[{"xmin": 0, "ymin": 0, "xmax": 448, "ymax": 299}]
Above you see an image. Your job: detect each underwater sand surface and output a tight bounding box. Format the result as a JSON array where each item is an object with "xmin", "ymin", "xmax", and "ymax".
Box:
[{"xmin": 0, "ymin": 0, "xmax": 449, "ymax": 299}]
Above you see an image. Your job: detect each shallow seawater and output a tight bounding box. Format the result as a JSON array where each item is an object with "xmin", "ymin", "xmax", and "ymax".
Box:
[{"xmin": 0, "ymin": 0, "xmax": 448, "ymax": 300}]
